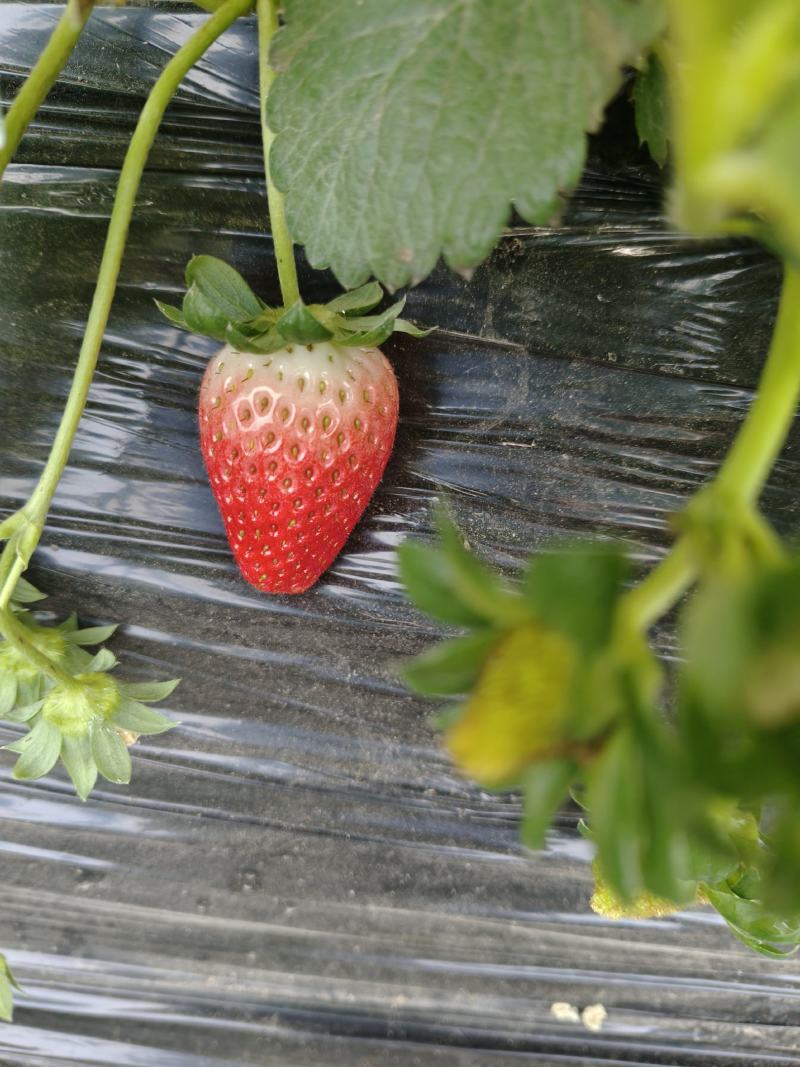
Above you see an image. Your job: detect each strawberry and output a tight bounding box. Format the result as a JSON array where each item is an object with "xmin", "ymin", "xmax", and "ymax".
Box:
[
  {"xmin": 158, "ymin": 256, "xmax": 427, "ymax": 594},
  {"xmin": 199, "ymin": 340, "xmax": 398, "ymax": 593}
]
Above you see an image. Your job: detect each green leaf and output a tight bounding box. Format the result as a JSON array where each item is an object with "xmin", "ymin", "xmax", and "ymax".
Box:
[
  {"xmin": 182, "ymin": 256, "xmax": 264, "ymax": 342},
  {"xmin": 525, "ymin": 544, "xmax": 629, "ymax": 652},
  {"xmin": 668, "ymin": 0, "xmax": 800, "ymax": 259},
  {"xmin": 113, "ymin": 699, "xmax": 176, "ymax": 736},
  {"xmin": 327, "ymin": 282, "xmax": 384, "ymax": 315},
  {"xmin": 521, "ymin": 760, "xmax": 576, "ymax": 850},
  {"xmin": 6, "ymin": 718, "xmax": 61, "ymax": 781},
  {"xmin": 0, "ymin": 673, "xmax": 16, "ymax": 717},
  {"xmin": 69, "ymin": 624, "xmax": 118, "ymax": 647},
  {"xmin": 120, "ymin": 679, "xmax": 180, "ymax": 703},
  {"xmin": 633, "ymin": 50, "xmax": 669, "ymax": 167},
  {"xmin": 403, "ymin": 631, "xmax": 498, "ymax": 696},
  {"xmin": 91, "ymin": 724, "xmax": 132, "ymax": 785},
  {"xmin": 60, "ymin": 734, "xmax": 98, "ymax": 801},
  {"xmin": 276, "ymin": 300, "xmax": 334, "ymax": 344},
  {"xmin": 226, "ymin": 321, "xmax": 285, "ymax": 355},
  {"xmin": 269, "ymin": 0, "xmax": 664, "ymax": 289}
]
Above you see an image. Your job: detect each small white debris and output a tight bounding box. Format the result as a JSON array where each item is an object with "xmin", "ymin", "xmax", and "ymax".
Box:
[
  {"xmin": 581, "ymin": 1003, "xmax": 608, "ymax": 1032},
  {"xmin": 550, "ymin": 1001, "xmax": 580, "ymax": 1024}
]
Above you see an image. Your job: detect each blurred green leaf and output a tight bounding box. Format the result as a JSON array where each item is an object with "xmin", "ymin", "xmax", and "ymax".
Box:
[
  {"xmin": 397, "ymin": 540, "xmax": 494, "ymax": 629},
  {"xmin": 403, "ymin": 631, "xmax": 498, "ymax": 696},
  {"xmin": 525, "ymin": 543, "xmax": 629, "ymax": 652},
  {"xmin": 521, "ymin": 760, "xmax": 576, "ymax": 850},
  {"xmin": 633, "ymin": 49, "xmax": 669, "ymax": 167},
  {"xmin": 668, "ymin": 0, "xmax": 800, "ymax": 259}
]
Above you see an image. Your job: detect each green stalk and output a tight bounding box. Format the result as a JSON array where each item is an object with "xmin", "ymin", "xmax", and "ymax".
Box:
[
  {"xmin": 619, "ymin": 265, "xmax": 800, "ymax": 634},
  {"xmin": 716, "ymin": 268, "xmax": 800, "ymax": 504},
  {"xmin": 257, "ymin": 0, "xmax": 300, "ymax": 308},
  {"xmin": 0, "ymin": 0, "xmax": 94, "ymax": 182},
  {"xmin": 0, "ymin": 0, "xmax": 251, "ymax": 679}
]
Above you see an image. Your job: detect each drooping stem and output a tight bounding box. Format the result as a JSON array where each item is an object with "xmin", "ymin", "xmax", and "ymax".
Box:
[
  {"xmin": 619, "ymin": 538, "xmax": 695, "ymax": 634},
  {"xmin": 257, "ymin": 0, "xmax": 300, "ymax": 308},
  {"xmin": 619, "ymin": 265, "xmax": 800, "ymax": 634},
  {"xmin": 0, "ymin": 0, "xmax": 94, "ymax": 182},
  {"xmin": 715, "ymin": 268, "xmax": 800, "ymax": 504},
  {"xmin": 0, "ymin": 0, "xmax": 252, "ymax": 674}
]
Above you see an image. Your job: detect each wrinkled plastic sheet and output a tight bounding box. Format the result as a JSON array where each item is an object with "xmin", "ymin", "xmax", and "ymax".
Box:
[{"xmin": 0, "ymin": 6, "xmax": 798, "ymax": 1066}]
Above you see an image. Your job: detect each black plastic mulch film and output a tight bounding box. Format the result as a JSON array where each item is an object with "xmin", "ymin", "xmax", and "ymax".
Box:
[{"xmin": 0, "ymin": 5, "xmax": 797, "ymax": 1066}]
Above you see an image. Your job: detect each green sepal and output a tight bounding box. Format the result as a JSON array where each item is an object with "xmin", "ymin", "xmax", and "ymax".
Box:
[
  {"xmin": 3, "ymin": 700, "xmax": 44, "ymax": 724},
  {"xmin": 15, "ymin": 676, "xmax": 44, "ymax": 707},
  {"xmin": 92, "ymin": 723, "xmax": 132, "ymax": 784},
  {"xmin": 525, "ymin": 543, "xmax": 629, "ymax": 653},
  {"xmin": 68, "ymin": 624, "xmax": 118, "ymax": 647},
  {"xmin": 327, "ymin": 282, "xmax": 383, "ymax": 315},
  {"xmin": 60, "ymin": 733, "xmax": 98, "ymax": 802},
  {"xmin": 397, "ymin": 541, "xmax": 487, "ymax": 629},
  {"xmin": 11, "ymin": 576, "xmax": 45, "ymax": 605},
  {"xmin": 180, "ymin": 255, "xmax": 264, "ymax": 343},
  {"xmin": 157, "ymin": 255, "xmax": 430, "ymax": 353},
  {"xmin": 402, "ymin": 631, "xmax": 498, "ymax": 696},
  {"xmin": 120, "ymin": 679, "xmax": 180, "ymax": 703},
  {"xmin": 85, "ymin": 648, "xmax": 117, "ymax": 673},
  {"xmin": 0, "ymin": 955, "xmax": 17, "ymax": 1022},
  {"xmin": 0, "ymin": 673, "xmax": 16, "ymax": 717},
  {"xmin": 154, "ymin": 301, "xmax": 188, "ymax": 329},
  {"xmin": 428, "ymin": 703, "xmax": 467, "ymax": 732},
  {"xmin": 113, "ymin": 699, "xmax": 176, "ymax": 736},
  {"xmin": 6, "ymin": 717, "xmax": 61, "ymax": 780},
  {"xmin": 399, "ymin": 511, "xmax": 529, "ymax": 629},
  {"xmin": 276, "ymin": 300, "xmax": 335, "ymax": 343},
  {"xmin": 520, "ymin": 759, "xmax": 576, "ymax": 851}
]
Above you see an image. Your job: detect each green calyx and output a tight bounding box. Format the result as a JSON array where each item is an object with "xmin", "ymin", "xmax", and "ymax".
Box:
[
  {"xmin": 156, "ymin": 255, "xmax": 431, "ymax": 354},
  {"xmin": 0, "ymin": 580, "xmax": 179, "ymax": 800},
  {"xmin": 42, "ymin": 671, "xmax": 121, "ymax": 737}
]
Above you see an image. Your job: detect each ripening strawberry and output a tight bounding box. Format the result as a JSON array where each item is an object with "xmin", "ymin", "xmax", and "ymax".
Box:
[
  {"xmin": 158, "ymin": 256, "xmax": 426, "ymax": 594},
  {"xmin": 198, "ymin": 340, "xmax": 399, "ymax": 594}
]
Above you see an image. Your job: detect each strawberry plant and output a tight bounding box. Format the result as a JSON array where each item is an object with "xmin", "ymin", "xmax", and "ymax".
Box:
[{"xmin": 0, "ymin": 0, "xmax": 799, "ymax": 1018}]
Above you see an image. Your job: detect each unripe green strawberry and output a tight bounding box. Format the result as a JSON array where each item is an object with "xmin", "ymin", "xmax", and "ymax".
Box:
[
  {"xmin": 446, "ymin": 622, "xmax": 575, "ymax": 787},
  {"xmin": 198, "ymin": 340, "xmax": 399, "ymax": 594}
]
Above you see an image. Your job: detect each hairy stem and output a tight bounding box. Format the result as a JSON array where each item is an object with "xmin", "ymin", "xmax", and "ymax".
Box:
[
  {"xmin": 257, "ymin": 0, "xmax": 300, "ymax": 308},
  {"xmin": 0, "ymin": 0, "xmax": 251, "ymax": 676},
  {"xmin": 0, "ymin": 0, "xmax": 94, "ymax": 182},
  {"xmin": 619, "ymin": 265, "xmax": 800, "ymax": 633}
]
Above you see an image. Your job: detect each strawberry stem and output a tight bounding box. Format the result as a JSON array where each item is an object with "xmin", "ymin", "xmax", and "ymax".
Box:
[
  {"xmin": 0, "ymin": 0, "xmax": 252, "ymax": 670},
  {"xmin": 257, "ymin": 0, "xmax": 301, "ymax": 308},
  {"xmin": 617, "ymin": 265, "xmax": 800, "ymax": 634},
  {"xmin": 0, "ymin": 0, "xmax": 95, "ymax": 182}
]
